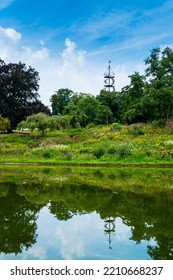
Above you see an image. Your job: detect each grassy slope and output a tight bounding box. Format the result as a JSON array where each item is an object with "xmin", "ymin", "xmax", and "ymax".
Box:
[{"xmin": 0, "ymin": 124, "xmax": 173, "ymax": 165}]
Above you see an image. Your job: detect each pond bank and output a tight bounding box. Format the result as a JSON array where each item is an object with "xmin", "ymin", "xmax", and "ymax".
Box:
[{"xmin": 1, "ymin": 161, "xmax": 173, "ymax": 168}]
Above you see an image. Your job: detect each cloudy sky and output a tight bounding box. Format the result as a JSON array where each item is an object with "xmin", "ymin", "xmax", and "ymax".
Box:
[{"xmin": 0, "ymin": 0, "xmax": 173, "ymax": 107}]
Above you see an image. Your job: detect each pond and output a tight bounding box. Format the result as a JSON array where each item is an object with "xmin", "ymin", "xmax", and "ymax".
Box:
[{"xmin": 0, "ymin": 165, "xmax": 173, "ymax": 260}]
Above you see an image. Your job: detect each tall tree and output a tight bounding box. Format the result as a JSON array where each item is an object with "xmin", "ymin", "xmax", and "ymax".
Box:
[
  {"xmin": 121, "ymin": 72, "xmax": 145, "ymax": 123},
  {"xmin": 77, "ymin": 95, "xmax": 101, "ymax": 126},
  {"xmin": 143, "ymin": 47, "xmax": 173, "ymax": 120},
  {"xmin": 0, "ymin": 59, "xmax": 47, "ymax": 129},
  {"xmin": 50, "ymin": 88, "xmax": 73, "ymax": 115},
  {"xmin": 97, "ymin": 90, "xmax": 122, "ymax": 121}
]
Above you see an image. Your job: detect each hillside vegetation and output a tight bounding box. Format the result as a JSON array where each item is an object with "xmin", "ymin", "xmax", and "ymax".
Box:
[{"xmin": 0, "ymin": 123, "xmax": 173, "ymax": 165}]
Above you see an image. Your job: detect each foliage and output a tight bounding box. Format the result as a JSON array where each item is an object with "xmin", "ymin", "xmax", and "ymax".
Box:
[
  {"xmin": 93, "ymin": 146, "xmax": 105, "ymax": 159},
  {"xmin": 50, "ymin": 91, "xmax": 114, "ymax": 127},
  {"xmin": 111, "ymin": 122, "xmax": 122, "ymax": 132},
  {"xmin": 17, "ymin": 113, "xmax": 70, "ymax": 136},
  {"xmin": 143, "ymin": 47, "xmax": 173, "ymax": 121},
  {"xmin": 50, "ymin": 47, "xmax": 173, "ymax": 126},
  {"xmin": 1, "ymin": 123, "xmax": 173, "ymax": 164},
  {"xmin": 77, "ymin": 95, "xmax": 101, "ymax": 126},
  {"xmin": 96, "ymin": 90, "xmax": 121, "ymax": 121},
  {"xmin": 128, "ymin": 124, "xmax": 145, "ymax": 135},
  {"xmin": 50, "ymin": 88, "xmax": 73, "ymax": 115},
  {"xmin": 121, "ymin": 72, "xmax": 146, "ymax": 123},
  {"xmin": 0, "ymin": 180, "xmax": 39, "ymax": 254},
  {"xmin": 1, "ymin": 45, "xmax": 173, "ymax": 133},
  {"xmin": 18, "ymin": 113, "xmax": 50, "ymax": 136},
  {"xmin": 0, "ymin": 59, "xmax": 50, "ymax": 130},
  {"xmin": 0, "ymin": 115, "xmax": 10, "ymax": 132},
  {"xmin": 151, "ymin": 119, "xmax": 166, "ymax": 129}
]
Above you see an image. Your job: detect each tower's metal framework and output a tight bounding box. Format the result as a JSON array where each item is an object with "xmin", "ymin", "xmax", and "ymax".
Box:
[
  {"xmin": 104, "ymin": 217, "xmax": 116, "ymax": 249},
  {"xmin": 104, "ymin": 61, "xmax": 115, "ymax": 91}
]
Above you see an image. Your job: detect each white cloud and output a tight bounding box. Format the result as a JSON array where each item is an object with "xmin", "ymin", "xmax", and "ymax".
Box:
[
  {"xmin": 0, "ymin": 26, "xmax": 137, "ymax": 107},
  {"xmin": 57, "ymin": 38, "xmax": 86, "ymax": 78},
  {"xmin": 0, "ymin": 0, "xmax": 15, "ymax": 10},
  {"xmin": 21, "ymin": 46, "xmax": 50, "ymax": 63},
  {"xmin": 0, "ymin": 26, "xmax": 22, "ymax": 60},
  {"xmin": 0, "ymin": 26, "xmax": 21, "ymax": 42},
  {"xmin": 53, "ymin": 214, "xmax": 102, "ymax": 259}
]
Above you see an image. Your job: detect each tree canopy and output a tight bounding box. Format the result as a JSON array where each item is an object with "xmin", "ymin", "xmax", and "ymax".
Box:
[
  {"xmin": 18, "ymin": 113, "xmax": 70, "ymax": 136},
  {"xmin": 49, "ymin": 47, "xmax": 173, "ymax": 126},
  {"xmin": 1, "ymin": 46, "xmax": 173, "ymax": 132},
  {"xmin": 0, "ymin": 59, "xmax": 50, "ymax": 130}
]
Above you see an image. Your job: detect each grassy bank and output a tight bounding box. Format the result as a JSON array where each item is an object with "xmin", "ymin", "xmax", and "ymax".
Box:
[{"xmin": 0, "ymin": 123, "xmax": 173, "ymax": 165}]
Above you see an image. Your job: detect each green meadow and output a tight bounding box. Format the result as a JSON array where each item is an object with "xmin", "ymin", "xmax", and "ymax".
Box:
[{"xmin": 0, "ymin": 123, "xmax": 173, "ymax": 166}]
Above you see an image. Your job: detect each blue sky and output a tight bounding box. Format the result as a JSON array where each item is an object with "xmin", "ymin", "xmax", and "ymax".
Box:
[{"xmin": 0, "ymin": 0, "xmax": 173, "ymax": 106}]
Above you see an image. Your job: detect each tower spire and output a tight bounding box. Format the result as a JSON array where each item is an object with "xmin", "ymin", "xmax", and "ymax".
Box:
[{"xmin": 104, "ymin": 61, "xmax": 115, "ymax": 91}]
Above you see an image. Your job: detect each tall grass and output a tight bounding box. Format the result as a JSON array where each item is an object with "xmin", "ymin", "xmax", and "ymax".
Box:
[{"xmin": 0, "ymin": 123, "xmax": 173, "ymax": 164}]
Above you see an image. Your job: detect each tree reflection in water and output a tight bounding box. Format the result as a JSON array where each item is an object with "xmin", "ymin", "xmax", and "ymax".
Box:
[{"xmin": 0, "ymin": 166, "xmax": 173, "ymax": 259}]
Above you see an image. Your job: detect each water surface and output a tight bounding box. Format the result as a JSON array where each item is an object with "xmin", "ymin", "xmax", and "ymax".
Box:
[{"xmin": 0, "ymin": 165, "xmax": 173, "ymax": 260}]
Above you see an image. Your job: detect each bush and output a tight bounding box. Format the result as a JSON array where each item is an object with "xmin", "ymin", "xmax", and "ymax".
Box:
[
  {"xmin": 116, "ymin": 144, "xmax": 132, "ymax": 159},
  {"xmin": 43, "ymin": 151, "xmax": 52, "ymax": 159},
  {"xmin": 79, "ymin": 147, "xmax": 91, "ymax": 154},
  {"xmin": 86, "ymin": 123, "xmax": 95, "ymax": 129},
  {"xmin": 152, "ymin": 119, "xmax": 166, "ymax": 129},
  {"xmin": 107, "ymin": 146, "xmax": 117, "ymax": 155},
  {"xmin": 0, "ymin": 115, "xmax": 11, "ymax": 132},
  {"xmin": 111, "ymin": 123, "xmax": 122, "ymax": 132},
  {"xmin": 128, "ymin": 124, "xmax": 145, "ymax": 135},
  {"xmin": 107, "ymin": 143, "xmax": 132, "ymax": 159},
  {"xmin": 27, "ymin": 140, "xmax": 40, "ymax": 148},
  {"xmin": 93, "ymin": 147, "xmax": 105, "ymax": 158}
]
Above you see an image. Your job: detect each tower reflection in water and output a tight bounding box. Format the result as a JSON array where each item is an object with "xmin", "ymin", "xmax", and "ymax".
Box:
[{"xmin": 104, "ymin": 217, "xmax": 116, "ymax": 249}]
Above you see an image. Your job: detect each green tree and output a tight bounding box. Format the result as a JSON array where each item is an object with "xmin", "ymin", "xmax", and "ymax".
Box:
[
  {"xmin": 27, "ymin": 100, "xmax": 51, "ymax": 116},
  {"xmin": 18, "ymin": 113, "xmax": 51, "ymax": 136},
  {"xmin": 121, "ymin": 72, "xmax": 145, "ymax": 123},
  {"xmin": 62, "ymin": 101, "xmax": 87, "ymax": 127},
  {"xmin": 97, "ymin": 90, "xmax": 122, "ymax": 121},
  {"xmin": 95, "ymin": 104, "xmax": 114, "ymax": 125},
  {"xmin": 77, "ymin": 95, "xmax": 101, "ymax": 126},
  {"xmin": 49, "ymin": 115, "xmax": 70, "ymax": 130},
  {"xmin": 18, "ymin": 113, "xmax": 70, "ymax": 135},
  {"xmin": 50, "ymin": 88, "xmax": 73, "ymax": 115},
  {"xmin": 143, "ymin": 47, "xmax": 173, "ymax": 120},
  {"xmin": 0, "ymin": 59, "xmax": 48, "ymax": 129}
]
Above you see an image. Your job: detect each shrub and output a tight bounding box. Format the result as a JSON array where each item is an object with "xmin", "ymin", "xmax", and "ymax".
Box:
[
  {"xmin": 116, "ymin": 144, "xmax": 132, "ymax": 159},
  {"xmin": 128, "ymin": 124, "xmax": 145, "ymax": 135},
  {"xmin": 93, "ymin": 147, "xmax": 105, "ymax": 158},
  {"xmin": 111, "ymin": 123, "xmax": 122, "ymax": 132},
  {"xmin": 27, "ymin": 140, "xmax": 40, "ymax": 148},
  {"xmin": 43, "ymin": 151, "xmax": 52, "ymax": 159},
  {"xmin": 152, "ymin": 119, "xmax": 166, "ymax": 129},
  {"xmin": 86, "ymin": 123, "xmax": 95, "ymax": 129},
  {"xmin": 79, "ymin": 147, "xmax": 91, "ymax": 154},
  {"xmin": 0, "ymin": 115, "xmax": 11, "ymax": 132},
  {"xmin": 107, "ymin": 146, "xmax": 117, "ymax": 155}
]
